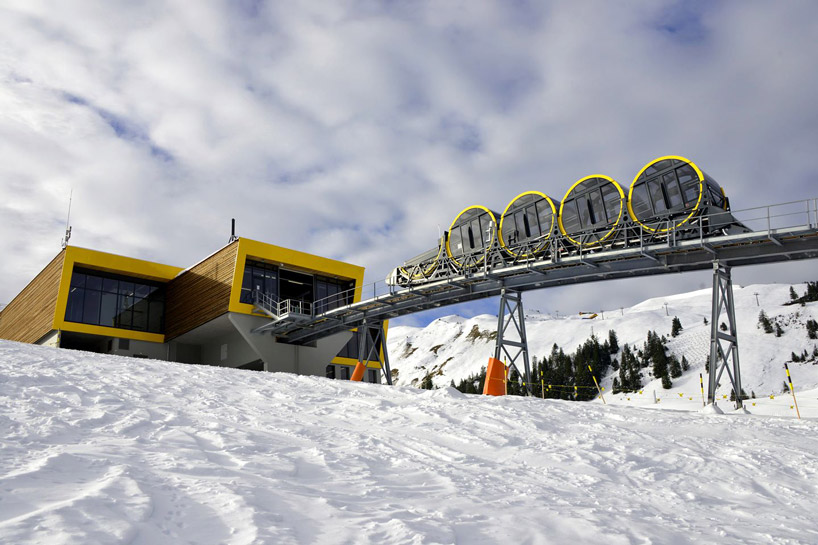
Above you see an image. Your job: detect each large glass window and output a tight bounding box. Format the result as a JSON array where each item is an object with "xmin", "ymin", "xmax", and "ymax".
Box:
[
  {"xmin": 588, "ymin": 189, "xmax": 604, "ymax": 224},
  {"xmin": 472, "ymin": 218, "xmax": 483, "ymax": 248},
  {"xmin": 525, "ymin": 205, "xmax": 540, "ymax": 238},
  {"xmin": 240, "ymin": 258, "xmax": 355, "ymax": 316},
  {"xmin": 602, "ymin": 184, "xmax": 621, "ymax": 222},
  {"xmin": 677, "ymin": 165, "xmax": 699, "ymax": 205},
  {"xmin": 648, "ymin": 179, "xmax": 668, "ymax": 213},
  {"xmin": 663, "ymin": 173, "xmax": 683, "ymax": 210},
  {"xmin": 337, "ymin": 329, "xmax": 381, "ymax": 362},
  {"xmin": 449, "ymin": 227, "xmax": 463, "ymax": 254},
  {"xmin": 561, "ymin": 199, "xmax": 581, "ymax": 234},
  {"xmin": 64, "ymin": 267, "xmax": 166, "ymax": 333},
  {"xmin": 240, "ymin": 260, "xmax": 278, "ymax": 304},
  {"xmin": 515, "ymin": 210, "xmax": 528, "ymax": 239},
  {"xmin": 315, "ymin": 276, "xmax": 354, "ymax": 313},
  {"xmin": 578, "ymin": 196, "xmax": 592, "ymax": 228},
  {"xmin": 536, "ymin": 201, "xmax": 553, "ymax": 236},
  {"xmin": 631, "ymin": 182, "xmax": 652, "ymax": 219}
]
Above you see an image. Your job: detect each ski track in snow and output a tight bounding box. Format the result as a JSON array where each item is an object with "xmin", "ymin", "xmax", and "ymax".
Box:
[{"xmin": 1, "ymin": 340, "xmax": 818, "ymax": 544}]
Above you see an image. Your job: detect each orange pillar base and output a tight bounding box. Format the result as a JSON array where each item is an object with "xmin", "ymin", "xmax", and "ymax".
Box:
[
  {"xmin": 483, "ymin": 357, "xmax": 507, "ymax": 396},
  {"xmin": 350, "ymin": 361, "xmax": 366, "ymax": 381}
]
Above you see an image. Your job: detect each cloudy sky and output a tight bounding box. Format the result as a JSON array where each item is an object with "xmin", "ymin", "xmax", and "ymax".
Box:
[{"xmin": 1, "ymin": 1, "xmax": 817, "ymax": 325}]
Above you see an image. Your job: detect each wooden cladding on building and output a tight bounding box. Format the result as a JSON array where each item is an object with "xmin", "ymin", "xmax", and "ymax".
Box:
[
  {"xmin": 0, "ymin": 251, "xmax": 65, "ymax": 344},
  {"xmin": 164, "ymin": 242, "xmax": 239, "ymax": 340}
]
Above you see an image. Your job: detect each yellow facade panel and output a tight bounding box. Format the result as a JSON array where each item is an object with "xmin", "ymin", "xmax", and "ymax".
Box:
[
  {"xmin": 52, "ymin": 246, "xmax": 183, "ymax": 342},
  {"xmin": 227, "ymin": 238, "xmax": 365, "ymax": 315}
]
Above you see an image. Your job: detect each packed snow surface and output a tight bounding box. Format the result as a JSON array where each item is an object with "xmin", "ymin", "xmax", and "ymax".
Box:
[{"xmin": 2, "ymin": 341, "xmax": 818, "ymax": 544}]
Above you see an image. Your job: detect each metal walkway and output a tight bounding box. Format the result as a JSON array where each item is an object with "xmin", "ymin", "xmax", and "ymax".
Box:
[{"xmin": 253, "ymin": 199, "xmax": 818, "ymax": 346}]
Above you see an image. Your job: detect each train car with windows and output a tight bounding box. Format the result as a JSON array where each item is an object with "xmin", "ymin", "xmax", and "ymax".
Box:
[
  {"xmin": 628, "ymin": 155, "xmax": 739, "ymax": 236},
  {"xmin": 386, "ymin": 155, "xmax": 746, "ymax": 287},
  {"xmin": 445, "ymin": 205, "xmax": 500, "ymax": 270},
  {"xmin": 558, "ymin": 175, "xmax": 626, "ymax": 249},
  {"xmin": 498, "ymin": 191, "xmax": 559, "ymax": 258},
  {"xmin": 386, "ymin": 205, "xmax": 499, "ymax": 285}
]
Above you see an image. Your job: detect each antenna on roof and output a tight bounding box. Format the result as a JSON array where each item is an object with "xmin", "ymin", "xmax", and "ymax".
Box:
[
  {"xmin": 229, "ymin": 218, "xmax": 238, "ymax": 243},
  {"xmin": 60, "ymin": 189, "xmax": 73, "ymax": 249}
]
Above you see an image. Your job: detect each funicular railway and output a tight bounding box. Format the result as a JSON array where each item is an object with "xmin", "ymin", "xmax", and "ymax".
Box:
[{"xmin": 251, "ymin": 156, "xmax": 818, "ymax": 408}]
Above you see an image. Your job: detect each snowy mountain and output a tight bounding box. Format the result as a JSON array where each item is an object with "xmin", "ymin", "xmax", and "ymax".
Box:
[
  {"xmin": 388, "ymin": 282, "xmax": 818, "ymax": 414},
  {"xmin": 1, "ymin": 339, "xmax": 817, "ymax": 544}
]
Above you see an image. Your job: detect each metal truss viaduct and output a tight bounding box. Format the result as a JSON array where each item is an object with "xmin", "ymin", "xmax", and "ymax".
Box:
[{"xmin": 254, "ymin": 199, "xmax": 818, "ymax": 406}]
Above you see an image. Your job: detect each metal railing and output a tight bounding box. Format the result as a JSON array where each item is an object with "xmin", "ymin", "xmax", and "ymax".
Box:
[
  {"xmin": 252, "ymin": 290, "xmax": 312, "ymax": 319},
  {"xmin": 258, "ymin": 197, "xmax": 818, "ymax": 326}
]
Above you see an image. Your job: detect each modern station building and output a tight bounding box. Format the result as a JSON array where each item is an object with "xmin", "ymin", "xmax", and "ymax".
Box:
[{"xmin": 0, "ymin": 238, "xmax": 384, "ymax": 382}]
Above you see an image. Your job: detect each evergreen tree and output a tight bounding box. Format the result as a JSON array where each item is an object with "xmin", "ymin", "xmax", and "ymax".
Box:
[
  {"xmin": 681, "ymin": 355, "xmax": 690, "ymax": 371},
  {"xmin": 661, "ymin": 374, "xmax": 672, "ymax": 389},
  {"xmin": 758, "ymin": 310, "xmax": 774, "ymax": 334},
  {"xmin": 703, "ymin": 316, "xmax": 709, "ymax": 326},
  {"xmin": 807, "ymin": 281, "xmax": 818, "ymax": 302},
  {"xmin": 646, "ymin": 330, "xmax": 670, "ymax": 388},
  {"xmin": 420, "ymin": 374, "xmax": 435, "ymax": 390},
  {"xmin": 790, "ymin": 286, "xmax": 798, "ymax": 302},
  {"xmin": 618, "ymin": 344, "xmax": 642, "ymax": 392},
  {"xmin": 608, "ymin": 329, "xmax": 619, "ymax": 354},
  {"xmin": 788, "ymin": 281, "xmax": 818, "ymax": 305},
  {"xmin": 453, "ymin": 367, "xmax": 487, "ymax": 394},
  {"xmin": 669, "ymin": 355, "xmax": 682, "ymax": 378},
  {"xmin": 806, "ymin": 319, "xmax": 818, "ymax": 340},
  {"xmin": 507, "ymin": 368, "xmax": 524, "ymax": 396},
  {"xmin": 775, "ymin": 323, "xmax": 784, "ymax": 337},
  {"xmin": 616, "ymin": 345, "xmax": 631, "ymax": 393},
  {"xmin": 671, "ymin": 316, "xmax": 683, "ymax": 337}
]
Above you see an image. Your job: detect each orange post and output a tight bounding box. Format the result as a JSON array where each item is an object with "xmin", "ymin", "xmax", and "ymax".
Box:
[
  {"xmin": 350, "ymin": 361, "xmax": 366, "ymax": 381},
  {"xmin": 483, "ymin": 357, "xmax": 507, "ymax": 396}
]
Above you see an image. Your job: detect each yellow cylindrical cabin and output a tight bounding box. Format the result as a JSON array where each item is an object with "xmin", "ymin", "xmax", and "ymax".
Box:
[
  {"xmin": 446, "ymin": 205, "xmax": 500, "ymax": 268},
  {"xmin": 628, "ymin": 155, "xmax": 728, "ymax": 232},
  {"xmin": 558, "ymin": 175, "xmax": 625, "ymax": 248},
  {"xmin": 499, "ymin": 191, "xmax": 559, "ymax": 257}
]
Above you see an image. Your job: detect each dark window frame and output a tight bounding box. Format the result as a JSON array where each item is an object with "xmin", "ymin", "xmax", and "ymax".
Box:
[{"xmin": 64, "ymin": 267, "xmax": 166, "ymax": 334}]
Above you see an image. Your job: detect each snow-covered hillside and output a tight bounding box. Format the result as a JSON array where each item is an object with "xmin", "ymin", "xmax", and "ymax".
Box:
[
  {"xmin": 1, "ymin": 340, "xmax": 818, "ymax": 544},
  {"xmin": 388, "ymin": 282, "xmax": 818, "ymax": 414}
]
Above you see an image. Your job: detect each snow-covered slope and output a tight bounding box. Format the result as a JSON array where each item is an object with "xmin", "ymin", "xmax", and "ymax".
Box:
[
  {"xmin": 388, "ymin": 283, "xmax": 818, "ymax": 413},
  {"xmin": 1, "ymin": 340, "xmax": 818, "ymax": 544}
]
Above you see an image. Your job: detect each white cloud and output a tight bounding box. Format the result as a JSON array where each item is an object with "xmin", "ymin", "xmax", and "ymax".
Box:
[{"xmin": 0, "ymin": 1, "xmax": 816, "ymax": 324}]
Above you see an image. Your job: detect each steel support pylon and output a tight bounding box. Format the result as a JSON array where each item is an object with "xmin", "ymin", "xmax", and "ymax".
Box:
[
  {"xmin": 357, "ymin": 320, "xmax": 393, "ymax": 385},
  {"xmin": 707, "ymin": 262, "xmax": 743, "ymax": 408},
  {"xmin": 494, "ymin": 288, "xmax": 532, "ymax": 395}
]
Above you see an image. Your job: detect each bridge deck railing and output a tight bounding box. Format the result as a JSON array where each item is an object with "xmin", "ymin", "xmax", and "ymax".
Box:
[{"xmin": 261, "ymin": 197, "xmax": 818, "ymax": 328}]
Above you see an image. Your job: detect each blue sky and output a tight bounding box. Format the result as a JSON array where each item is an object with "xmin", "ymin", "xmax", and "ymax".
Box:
[{"xmin": 1, "ymin": 1, "xmax": 817, "ymax": 326}]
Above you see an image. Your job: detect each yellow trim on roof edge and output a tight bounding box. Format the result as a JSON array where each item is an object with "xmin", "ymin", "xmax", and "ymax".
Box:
[
  {"xmin": 52, "ymin": 246, "xmax": 184, "ymax": 338},
  {"xmin": 227, "ymin": 238, "xmax": 366, "ymax": 315}
]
